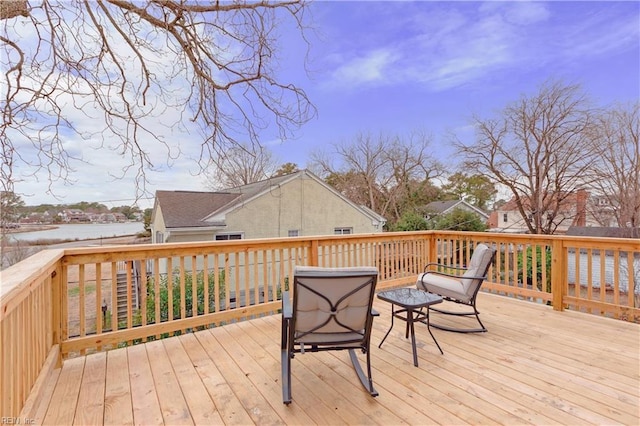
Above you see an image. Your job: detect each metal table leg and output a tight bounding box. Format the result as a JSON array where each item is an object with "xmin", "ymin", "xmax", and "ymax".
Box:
[
  {"xmin": 378, "ymin": 303, "xmax": 395, "ymax": 348},
  {"xmin": 407, "ymin": 308, "xmax": 419, "ymax": 367}
]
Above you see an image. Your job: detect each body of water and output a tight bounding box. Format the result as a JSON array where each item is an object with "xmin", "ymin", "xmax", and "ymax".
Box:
[{"xmin": 8, "ymin": 222, "xmax": 144, "ymax": 242}]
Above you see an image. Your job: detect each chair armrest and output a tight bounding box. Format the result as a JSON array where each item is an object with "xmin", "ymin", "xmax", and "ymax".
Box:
[
  {"xmin": 371, "ymin": 308, "xmax": 380, "ymax": 317},
  {"xmin": 423, "ymin": 262, "xmax": 468, "ymax": 274},
  {"xmin": 282, "ymin": 291, "xmax": 292, "ymax": 319},
  {"xmin": 421, "ymin": 270, "xmax": 488, "ymax": 281}
]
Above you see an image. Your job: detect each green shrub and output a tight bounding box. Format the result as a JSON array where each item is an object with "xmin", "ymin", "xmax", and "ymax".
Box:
[
  {"xmin": 517, "ymin": 246, "xmax": 551, "ymax": 292},
  {"xmin": 146, "ymin": 269, "xmax": 226, "ymax": 323}
]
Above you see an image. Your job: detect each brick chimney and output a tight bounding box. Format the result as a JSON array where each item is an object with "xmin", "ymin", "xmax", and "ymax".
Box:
[{"xmin": 575, "ymin": 189, "xmax": 588, "ymax": 227}]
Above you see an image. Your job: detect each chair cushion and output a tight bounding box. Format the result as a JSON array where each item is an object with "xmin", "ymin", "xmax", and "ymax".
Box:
[
  {"xmin": 296, "ymin": 277, "xmax": 371, "ymax": 334},
  {"xmin": 460, "ymin": 244, "xmax": 492, "ymax": 290},
  {"xmin": 417, "ymin": 272, "xmax": 469, "ymax": 302},
  {"xmin": 293, "ymin": 266, "xmax": 377, "ymax": 344},
  {"xmin": 417, "ymin": 243, "xmax": 493, "ymax": 303},
  {"xmin": 295, "ymin": 331, "xmax": 365, "ymax": 346}
]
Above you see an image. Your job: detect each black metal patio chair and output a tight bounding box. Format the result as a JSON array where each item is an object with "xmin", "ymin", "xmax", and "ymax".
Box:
[
  {"xmin": 281, "ymin": 266, "xmax": 379, "ymax": 405},
  {"xmin": 416, "ymin": 243, "xmax": 496, "ymax": 333}
]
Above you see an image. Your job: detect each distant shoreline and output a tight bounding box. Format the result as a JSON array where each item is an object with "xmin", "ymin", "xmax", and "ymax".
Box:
[{"xmin": 4, "ymin": 224, "xmax": 59, "ymax": 234}]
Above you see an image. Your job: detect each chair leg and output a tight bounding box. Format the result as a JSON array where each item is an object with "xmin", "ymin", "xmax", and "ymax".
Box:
[
  {"xmin": 348, "ymin": 349, "xmax": 379, "ymax": 397},
  {"xmin": 427, "ymin": 301, "xmax": 487, "ymax": 333},
  {"xmin": 281, "ymin": 317, "xmax": 292, "ymax": 404},
  {"xmin": 281, "ymin": 349, "xmax": 292, "ymax": 404}
]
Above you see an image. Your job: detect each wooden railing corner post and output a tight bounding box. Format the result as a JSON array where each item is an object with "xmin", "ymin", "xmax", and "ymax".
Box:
[
  {"xmin": 550, "ymin": 239, "xmax": 566, "ymax": 311},
  {"xmin": 51, "ymin": 261, "xmax": 64, "ymax": 366}
]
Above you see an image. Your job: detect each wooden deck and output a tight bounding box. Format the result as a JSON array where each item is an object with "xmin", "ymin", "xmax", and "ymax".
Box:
[{"xmin": 30, "ymin": 292, "xmax": 639, "ymax": 425}]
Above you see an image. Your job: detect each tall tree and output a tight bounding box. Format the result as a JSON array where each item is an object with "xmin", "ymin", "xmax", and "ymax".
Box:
[
  {"xmin": 429, "ymin": 208, "xmax": 487, "ymax": 232},
  {"xmin": 0, "ymin": 190, "xmax": 24, "ymax": 226},
  {"xmin": 441, "ymin": 173, "xmax": 496, "ymax": 210},
  {"xmin": 273, "ymin": 162, "xmax": 300, "ymax": 177},
  {"xmin": 455, "ymin": 80, "xmax": 598, "ymax": 234},
  {"xmin": 587, "ymin": 103, "xmax": 640, "ymax": 231},
  {"xmin": 205, "ymin": 144, "xmax": 278, "ymax": 190},
  {"xmin": 1, "ymin": 1, "xmax": 314, "ymax": 197},
  {"xmin": 312, "ymin": 131, "xmax": 443, "ymax": 223}
]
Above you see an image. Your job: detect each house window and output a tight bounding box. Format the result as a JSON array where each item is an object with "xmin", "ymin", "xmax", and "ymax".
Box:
[
  {"xmin": 215, "ymin": 233, "xmax": 243, "ymax": 241},
  {"xmin": 288, "ymin": 230, "xmax": 299, "ymax": 237},
  {"xmin": 503, "ymin": 213, "xmax": 508, "ymax": 223},
  {"xmin": 334, "ymin": 227, "xmax": 352, "ymax": 235},
  {"xmin": 155, "ymin": 231, "xmax": 164, "ymax": 244}
]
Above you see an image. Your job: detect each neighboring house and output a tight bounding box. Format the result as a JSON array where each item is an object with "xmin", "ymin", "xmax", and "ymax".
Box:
[
  {"xmin": 58, "ymin": 209, "xmax": 91, "ymax": 223},
  {"xmin": 151, "ymin": 169, "xmax": 387, "ymax": 244},
  {"xmin": 489, "ymin": 189, "xmax": 599, "ymax": 234},
  {"xmin": 424, "ymin": 200, "xmax": 489, "ymax": 223}
]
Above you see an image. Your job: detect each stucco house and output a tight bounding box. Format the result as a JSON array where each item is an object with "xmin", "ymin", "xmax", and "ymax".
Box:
[{"xmin": 151, "ymin": 169, "xmax": 386, "ymax": 244}]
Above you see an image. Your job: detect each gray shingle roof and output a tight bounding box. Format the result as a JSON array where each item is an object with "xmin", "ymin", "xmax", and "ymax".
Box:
[
  {"xmin": 425, "ymin": 200, "xmax": 461, "ymax": 213},
  {"xmin": 566, "ymin": 226, "xmax": 640, "ymax": 238},
  {"xmin": 155, "ymin": 190, "xmax": 241, "ymax": 228}
]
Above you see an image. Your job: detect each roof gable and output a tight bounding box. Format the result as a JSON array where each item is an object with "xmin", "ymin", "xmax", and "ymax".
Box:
[
  {"xmin": 155, "ymin": 170, "xmax": 387, "ymax": 230},
  {"xmin": 425, "ymin": 200, "xmax": 489, "ymax": 219},
  {"xmin": 203, "ymin": 170, "xmax": 387, "ymax": 225},
  {"xmin": 425, "ymin": 200, "xmax": 462, "ymax": 213}
]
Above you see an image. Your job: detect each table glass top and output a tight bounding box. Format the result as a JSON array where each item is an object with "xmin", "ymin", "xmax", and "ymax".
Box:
[{"xmin": 377, "ymin": 287, "xmax": 443, "ymax": 308}]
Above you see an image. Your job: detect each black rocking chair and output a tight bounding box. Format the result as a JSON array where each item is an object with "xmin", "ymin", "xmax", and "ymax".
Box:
[
  {"xmin": 416, "ymin": 243, "xmax": 496, "ymax": 333},
  {"xmin": 281, "ymin": 266, "xmax": 379, "ymax": 404}
]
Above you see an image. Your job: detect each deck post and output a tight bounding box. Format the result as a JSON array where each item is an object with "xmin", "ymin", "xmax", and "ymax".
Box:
[
  {"xmin": 51, "ymin": 265, "xmax": 63, "ymax": 368},
  {"xmin": 310, "ymin": 239, "xmax": 319, "ymax": 266},
  {"xmin": 551, "ymin": 239, "xmax": 566, "ymax": 311}
]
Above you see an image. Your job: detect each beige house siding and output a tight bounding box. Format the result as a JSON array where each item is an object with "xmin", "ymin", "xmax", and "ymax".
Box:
[
  {"xmin": 151, "ymin": 204, "xmax": 167, "ymax": 243},
  {"xmin": 166, "ymin": 231, "xmax": 217, "ymax": 243},
  {"xmin": 222, "ymin": 175, "xmax": 381, "ymax": 238},
  {"xmin": 495, "ymin": 207, "xmax": 601, "ymax": 234}
]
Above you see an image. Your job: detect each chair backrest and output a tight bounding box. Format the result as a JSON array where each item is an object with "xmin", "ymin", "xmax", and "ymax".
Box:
[
  {"xmin": 460, "ymin": 244, "xmax": 496, "ymax": 298},
  {"xmin": 291, "ymin": 266, "xmax": 378, "ymax": 346}
]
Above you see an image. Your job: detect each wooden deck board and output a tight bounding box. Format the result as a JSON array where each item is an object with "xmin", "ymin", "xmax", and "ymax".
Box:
[
  {"xmin": 161, "ymin": 337, "xmax": 224, "ymax": 425},
  {"xmin": 178, "ymin": 333, "xmax": 254, "ymax": 425},
  {"xmin": 146, "ymin": 339, "xmax": 194, "ymax": 425},
  {"xmin": 73, "ymin": 352, "xmax": 106, "ymax": 425},
  {"xmin": 103, "ymin": 348, "xmax": 133, "ymax": 425},
  {"xmin": 42, "ymin": 356, "xmax": 84, "ymax": 425},
  {"xmin": 32, "ymin": 292, "xmax": 640, "ymax": 425},
  {"xmin": 127, "ymin": 344, "xmax": 163, "ymax": 425}
]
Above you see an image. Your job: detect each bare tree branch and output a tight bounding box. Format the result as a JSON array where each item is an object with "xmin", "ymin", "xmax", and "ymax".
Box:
[
  {"xmin": 587, "ymin": 103, "xmax": 640, "ymax": 229},
  {"xmin": 1, "ymin": 0, "xmax": 315, "ymax": 200},
  {"xmin": 455, "ymin": 80, "xmax": 598, "ymax": 234},
  {"xmin": 204, "ymin": 142, "xmax": 278, "ymax": 190},
  {"xmin": 311, "ymin": 130, "xmax": 443, "ymax": 223}
]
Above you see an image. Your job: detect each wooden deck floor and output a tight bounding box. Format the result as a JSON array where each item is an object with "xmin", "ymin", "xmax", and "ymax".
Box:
[{"xmin": 31, "ymin": 292, "xmax": 639, "ymax": 425}]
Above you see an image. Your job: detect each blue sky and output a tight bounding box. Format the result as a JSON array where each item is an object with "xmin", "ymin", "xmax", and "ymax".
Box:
[{"xmin": 14, "ymin": 1, "xmax": 640, "ymax": 208}]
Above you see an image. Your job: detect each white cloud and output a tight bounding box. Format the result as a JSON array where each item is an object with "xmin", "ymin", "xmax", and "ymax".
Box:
[
  {"xmin": 319, "ymin": 2, "xmax": 637, "ymax": 93},
  {"xmin": 329, "ymin": 49, "xmax": 400, "ymax": 89}
]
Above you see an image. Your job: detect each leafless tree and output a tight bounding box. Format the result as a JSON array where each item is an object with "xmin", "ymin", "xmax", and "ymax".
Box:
[
  {"xmin": 1, "ymin": 0, "xmax": 314, "ymax": 198},
  {"xmin": 311, "ymin": 131, "xmax": 443, "ymax": 222},
  {"xmin": 455, "ymin": 81, "xmax": 598, "ymax": 234},
  {"xmin": 205, "ymin": 143, "xmax": 278, "ymax": 190},
  {"xmin": 586, "ymin": 103, "xmax": 640, "ymax": 231}
]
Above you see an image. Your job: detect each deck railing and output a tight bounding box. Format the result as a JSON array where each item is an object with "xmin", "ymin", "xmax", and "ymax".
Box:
[{"xmin": 1, "ymin": 231, "xmax": 639, "ymax": 417}]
